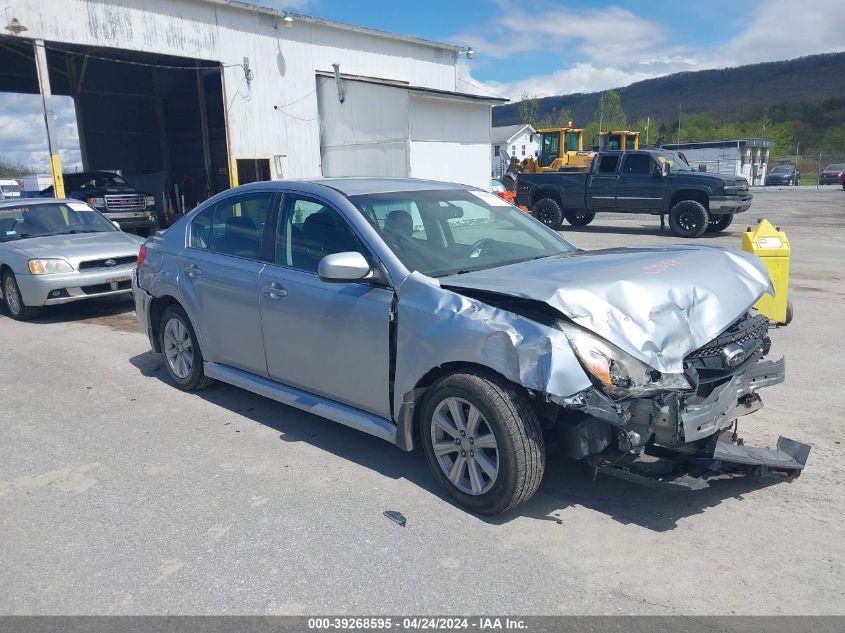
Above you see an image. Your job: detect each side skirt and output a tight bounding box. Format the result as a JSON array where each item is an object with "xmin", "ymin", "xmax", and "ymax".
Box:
[{"xmin": 204, "ymin": 362, "xmax": 397, "ymax": 445}]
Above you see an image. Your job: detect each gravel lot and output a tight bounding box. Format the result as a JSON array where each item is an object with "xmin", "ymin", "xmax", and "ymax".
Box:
[{"xmin": 1, "ymin": 186, "xmax": 843, "ymax": 615}]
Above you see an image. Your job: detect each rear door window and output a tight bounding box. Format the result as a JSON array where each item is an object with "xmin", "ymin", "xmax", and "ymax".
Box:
[
  {"xmin": 598, "ymin": 155, "xmax": 620, "ymax": 174},
  {"xmin": 189, "ymin": 192, "xmax": 275, "ymax": 260}
]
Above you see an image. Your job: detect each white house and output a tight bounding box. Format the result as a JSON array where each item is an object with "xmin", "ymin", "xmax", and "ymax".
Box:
[
  {"xmin": 491, "ymin": 124, "xmax": 537, "ymax": 177},
  {"xmin": 0, "ymin": 0, "xmax": 505, "ymax": 203}
]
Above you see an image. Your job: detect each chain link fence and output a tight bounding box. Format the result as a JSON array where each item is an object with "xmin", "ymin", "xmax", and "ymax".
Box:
[{"xmin": 770, "ymin": 152, "xmax": 845, "ymax": 187}]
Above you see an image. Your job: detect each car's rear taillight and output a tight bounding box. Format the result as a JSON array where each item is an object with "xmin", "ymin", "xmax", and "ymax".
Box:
[{"xmin": 136, "ymin": 243, "xmax": 147, "ymax": 268}]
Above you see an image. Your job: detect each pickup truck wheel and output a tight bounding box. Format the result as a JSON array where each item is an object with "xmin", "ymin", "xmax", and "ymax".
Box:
[
  {"xmin": 2, "ymin": 272, "xmax": 40, "ymax": 321},
  {"xmin": 565, "ymin": 210, "xmax": 596, "ymax": 226},
  {"xmin": 706, "ymin": 214, "xmax": 733, "ymax": 233},
  {"xmin": 532, "ymin": 198, "xmax": 563, "ymax": 230},
  {"xmin": 421, "ymin": 370, "xmax": 545, "ymax": 515},
  {"xmin": 159, "ymin": 305, "xmax": 213, "ymax": 391},
  {"xmin": 668, "ymin": 200, "xmax": 709, "ymax": 238}
]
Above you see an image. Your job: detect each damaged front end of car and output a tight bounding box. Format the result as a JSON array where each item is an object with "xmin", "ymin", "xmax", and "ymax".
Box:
[
  {"xmin": 422, "ymin": 245, "xmax": 811, "ymax": 490},
  {"xmin": 551, "ymin": 311, "xmax": 809, "ymax": 488}
]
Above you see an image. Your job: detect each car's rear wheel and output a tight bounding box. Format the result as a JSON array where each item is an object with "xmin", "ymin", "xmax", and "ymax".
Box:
[
  {"xmin": 2, "ymin": 272, "xmax": 40, "ymax": 321},
  {"xmin": 565, "ymin": 209, "xmax": 596, "ymax": 226},
  {"xmin": 668, "ymin": 200, "xmax": 710, "ymax": 238},
  {"xmin": 159, "ymin": 304, "xmax": 213, "ymax": 391},
  {"xmin": 706, "ymin": 214, "xmax": 734, "ymax": 233},
  {"xmin": 531, "ymin": 198, "xmax": 563, "ymax": 230},
  {"xmin": 420, "ymin": 369, "xmax": 545, "ymax": 515}
]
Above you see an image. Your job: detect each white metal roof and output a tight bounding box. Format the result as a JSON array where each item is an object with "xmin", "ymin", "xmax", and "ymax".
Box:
[
  {"xmin": 491, "ymin": 124, "xmax": 535, "ymax": 144},
  {"xmin": 200, "ymin": 0, "xmax": 464, "ymax": 51}
]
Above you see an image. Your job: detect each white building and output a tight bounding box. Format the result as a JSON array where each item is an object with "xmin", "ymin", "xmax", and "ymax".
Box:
[
  {"xmin": 0, "ymin": 0, "xmax": 505, "ymax": 206},
  {"xmin": 660, "ymin": 139, "xmax": 775, "ymax": 186},
  {"xmin": 491, "ymin": 124, "xmax": 537, "ymax": 177}
]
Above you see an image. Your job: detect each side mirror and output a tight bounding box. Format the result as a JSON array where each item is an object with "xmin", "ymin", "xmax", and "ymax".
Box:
[
  {"xmin": 112, "ymin": 221, "xmax": 122, "ymax": 229},
  {"xmin": 661, "ymin": 162, "xmax": 670, "ymax": 177},
  {"xmin": 318, "ymin": 251, "xmax": 371, "ymax": 282}
]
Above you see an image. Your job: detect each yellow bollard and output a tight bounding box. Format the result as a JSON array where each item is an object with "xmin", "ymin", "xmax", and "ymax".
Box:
[{"xmin": 742, "ymin": 219, "xmax": 792, "ymax": 325}]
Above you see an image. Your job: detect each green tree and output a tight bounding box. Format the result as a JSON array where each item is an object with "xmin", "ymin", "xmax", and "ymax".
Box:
[
  {"xmin": 595, "ymin": 90, "xmax": 627, "ymax": 132},
  {"xmin": 0, "ymin": 156, "xmax": 33, "ymax": 179},
  {"xmin": 536, "ymin": 107, "xmax": 572, "ymax": 129},
  {"xmin": 518, "ymin": 93, "xmax": 540, "ymax": 128}
]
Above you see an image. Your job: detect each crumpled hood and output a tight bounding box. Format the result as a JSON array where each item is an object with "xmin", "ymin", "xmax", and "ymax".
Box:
[{"xmin": 440, "ymin": 245, "xmax": 774, "ymax": 374}]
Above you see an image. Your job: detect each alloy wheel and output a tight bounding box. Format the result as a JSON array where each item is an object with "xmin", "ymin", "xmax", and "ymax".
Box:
[
  {"xmin": 430, "ymin": 397, "xmax": 499, "ymax": 495},
  {"xmin": 4, "ymin": 276, "xmax": 22, "ymax": 315},
  {"xmin": 677, "ymin": 208, "xmax": 701, "ymax": 232},
  {"xmin": 163, "ymin": 317, "xmax": 194, "ymax": 379}
]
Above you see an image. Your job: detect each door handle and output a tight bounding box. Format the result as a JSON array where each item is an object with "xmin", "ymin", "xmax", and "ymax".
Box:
[
  {"xmin": 263, "ymin": 282, "xmax": 288, "ymax": 300},
  {"xmin": 185, "ymin": 263, "xmax": 203, "ymax": 278}
]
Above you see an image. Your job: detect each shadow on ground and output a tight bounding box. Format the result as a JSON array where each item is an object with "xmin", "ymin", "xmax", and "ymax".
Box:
[
  {"xmin": 1, "ymin": 295, "xmax": 138, "ymax": 331},
  {"xmin": 130, "ymin": 349, "xmax": 782, "ymax": 533},
  {"xmin": 561, "ymin": 223, "xmax": 730, "ymax": 239}
]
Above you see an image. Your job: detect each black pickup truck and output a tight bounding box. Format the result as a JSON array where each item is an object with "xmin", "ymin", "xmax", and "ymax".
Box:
[{"xmin": 514, "ymin": 149, "xmax": 752, "ymax": 237}]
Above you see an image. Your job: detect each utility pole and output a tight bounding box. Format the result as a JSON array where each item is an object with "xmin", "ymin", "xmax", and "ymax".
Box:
[
  {"xmin": 645, "ymin": 116, "xmax": 650, "ymax": 145},
  {"xmin": 677, "ymin": 104, "xmax": 682, "ymax": 145}
]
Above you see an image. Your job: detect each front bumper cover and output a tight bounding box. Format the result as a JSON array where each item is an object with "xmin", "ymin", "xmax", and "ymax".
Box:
[{"xmin": 709, "ymin": 194, "xmax": 752, "ymax": 214}]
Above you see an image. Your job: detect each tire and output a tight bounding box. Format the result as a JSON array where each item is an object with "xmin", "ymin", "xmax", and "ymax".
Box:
[
  {"xmin": 531, "ymin": 197, "xmax": 564, "ymax": 230},
  {"xmin": 565, "ymin": 210, "xmax": 596, "ymax": 226},
  {"xmin": 784, "ymin": 300, "xmax": 794, "ymax": 326},
  {"xmin": 420, "ymin": 369, "xmax": 545, "ymax": 515},
  {"xmin": 706, "ymin": 214, "xmax": 734, "ymax": 233},
  {"xmin": 158, "ymin": 304, "xmax": 213, "ymax": 391},
  {"xmin": 500, "ymin": 173, "xmax": 517, "ymax": 192},
  {"xmin": 668, "ymin": 199, "xmax": 710, "ymax": 238},
  {"xmin": 2, "ymin": 271, "xmax": 40, "ymax": 321}
]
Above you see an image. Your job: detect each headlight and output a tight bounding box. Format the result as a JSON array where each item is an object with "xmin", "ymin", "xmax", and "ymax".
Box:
[
  {"xmin": 559, "ymin": 322, "xmax": 690, "ymax": 398},
  {"xmin": 145, "ymin": 196, "xmax": 155, "ymax": 208},
  {"xmin": 28, "ymin": 259, "xmax": 74, "ymax": 275},
  {"xmin": 87, "ymin": 197, "xmax": 105, "ymax": 208}
]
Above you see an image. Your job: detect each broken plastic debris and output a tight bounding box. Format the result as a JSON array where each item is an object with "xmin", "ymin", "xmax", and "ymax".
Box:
[{"xmin": 383, "ymin": 510, "xmax": 406, "ymax": 527}]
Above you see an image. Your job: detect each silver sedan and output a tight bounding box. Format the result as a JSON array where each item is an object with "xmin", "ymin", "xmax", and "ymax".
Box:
[
  {"xmin": 134, "ymin": 178, "xmax": 807, "ymax": 514},
  {"xmin": 0, "ymin": 198, "xmax": 145, "ymax": 320}
]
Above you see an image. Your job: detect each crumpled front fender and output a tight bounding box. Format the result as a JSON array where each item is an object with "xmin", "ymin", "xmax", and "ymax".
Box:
[{"xmin": 393, "ymin": 273, "xmax": 591, "ymax": 447}]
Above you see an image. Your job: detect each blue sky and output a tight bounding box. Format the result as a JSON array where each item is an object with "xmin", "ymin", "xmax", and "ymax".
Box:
[{"xmin": 2, "ymin": 0, "xmax": 843, "ymax": 172}]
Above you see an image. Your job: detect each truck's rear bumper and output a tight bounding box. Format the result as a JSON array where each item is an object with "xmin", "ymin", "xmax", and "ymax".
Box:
[{"xmin": 710, "ymin": 195, "xmax": 752, "ymax": 214}]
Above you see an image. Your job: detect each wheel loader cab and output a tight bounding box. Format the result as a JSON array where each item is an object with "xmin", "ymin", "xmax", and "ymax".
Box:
[
  {"xmin": 599, "ymin": 131, "xmax": 640, "ymax": 152},
  {"xmin": 532, "ymin": 126, "xmax": 586, "ymax": 171}
]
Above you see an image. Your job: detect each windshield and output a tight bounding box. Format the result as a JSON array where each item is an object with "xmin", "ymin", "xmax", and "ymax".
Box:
[
  {"xmin": 0, "ymin": 201, "xmax": 117, "ymax": 242},
  {"xmin": 771, "ymin": 166, "xmax": 792, "ymax": 173},
  {"xmin": 563, "ymin": 131, "xmax": 580, "ymax": 152},
  {"xmin": 825, "ymin": 164, "xmax": 845, "ymax": 171},
  {"xmin": 655, "ymin": 152, "xmax": 692, "ymax": 172},
  {"xmin": 349, "ymin": 189, "xmax": 576, "ymax": 278},
  {"xmin": 64, "ymin": 173, "xmax": 133, "ymax": 191},
  {"xmin": 538, "ymin": 133, "xmax": 560, "ymax": 167},
  {"xmin": 1, "ymin": 184, "xmax": 21, "ymax": 193}
]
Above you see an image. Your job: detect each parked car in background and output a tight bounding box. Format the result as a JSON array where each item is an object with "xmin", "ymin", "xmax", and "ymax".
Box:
[
  {"xmin": 819, "ymin": 163, "xmax": 845, "ymax": 185},
  {"xmin": 133, "ymin": 178, "xmax": 808, "ymax": 515},
  {"xmin": 0, "ymin": 198, "xmax": 144, "ymax": 320},
  {"xmin": 40, "ymin": 171, "xmax": 159, "ymax": 236},
  {"xmin": 0, "ymin": 179, "xmax": 22, "ymax": 199},
  {"xmin": 765, "ymin": 164, "xmax": 800, "ymax": 186},
  {"xmin": 515, "ymin": 149, "xmax": 752, "ymax": 237}
]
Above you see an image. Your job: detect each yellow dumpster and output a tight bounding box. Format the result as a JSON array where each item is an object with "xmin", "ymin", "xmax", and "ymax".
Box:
[{"xmin": 742, "ymin": 219, "xmax": 792, "ymax": 325}]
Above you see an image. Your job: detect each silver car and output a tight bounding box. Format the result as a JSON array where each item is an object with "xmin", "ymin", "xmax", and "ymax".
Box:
[
  {"xmin": 134, "ymin": 178, "xmax": 808, "ymax": 514},
  {"xmin": 0, "ymin": 198, "xmax": 144, "ymax": 320}
]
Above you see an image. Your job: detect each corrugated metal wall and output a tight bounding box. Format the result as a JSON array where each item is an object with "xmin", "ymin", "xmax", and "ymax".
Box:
[{"xmin": 12, "ymin": 0, "xmax": 469, "ymax": 181}]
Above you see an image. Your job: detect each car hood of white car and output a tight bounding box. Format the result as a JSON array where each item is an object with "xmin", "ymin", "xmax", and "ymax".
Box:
[{"xmin": 5, "ymin": 231, "xmax": 145, "ymax": 267}]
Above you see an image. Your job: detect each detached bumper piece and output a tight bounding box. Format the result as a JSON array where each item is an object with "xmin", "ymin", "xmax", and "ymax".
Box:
[{"xmin": 597, "ymin": 435, "xmax": 810, "ymax": 491}]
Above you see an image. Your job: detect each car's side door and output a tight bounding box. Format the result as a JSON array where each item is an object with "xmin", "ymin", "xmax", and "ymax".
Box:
[
  {"xmin": 587, "ymin": 154, "xmax": 621, "ymax": 210},
  {"xmin": 258, "ymin": 193, "xmax": 393, "ymax": 419},
  {"xmin": 615, "ymin": 153, "xmax": 664, "ymax": 212},
  {"xmin": 178, "ymin": 190, "xmax": 277, "ymax": 376}
]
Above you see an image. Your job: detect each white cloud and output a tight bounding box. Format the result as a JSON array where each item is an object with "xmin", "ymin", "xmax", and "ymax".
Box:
[
  {"xmin": 459, "ymin": 0, "xmax": 845, "ymax": 100},
  {"xmin": 0, "ymin": 93, "xmax": 81, "ymax": 174}
]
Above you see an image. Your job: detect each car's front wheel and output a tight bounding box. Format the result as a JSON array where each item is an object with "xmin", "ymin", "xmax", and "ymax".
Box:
[
  {"xmin": 706, "ymin": 214, "xmax": 734, "ymax": 233},
  {"xmin": 668, "ymin": 200, "xmax": 710, "ymax": 238},
  {"xmin": 420, "ymin": 370, "xmax": 545, "ymax": 515},
  {"xmin": 159, "ymin": 304, "xmax": 213, "ymax": 391},
  {"xmin": 2, "ymin": 272, "xmax": 40, "ymax": 321}
]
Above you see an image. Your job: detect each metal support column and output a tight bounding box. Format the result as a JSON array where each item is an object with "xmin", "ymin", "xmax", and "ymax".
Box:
[
  {"xmin": 34, "ymin": 39, "xmax": 64, "ymax": 198},
  {"xmin": 196, "ymin": 63, "xmax": 212, "ymax": 198}
]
